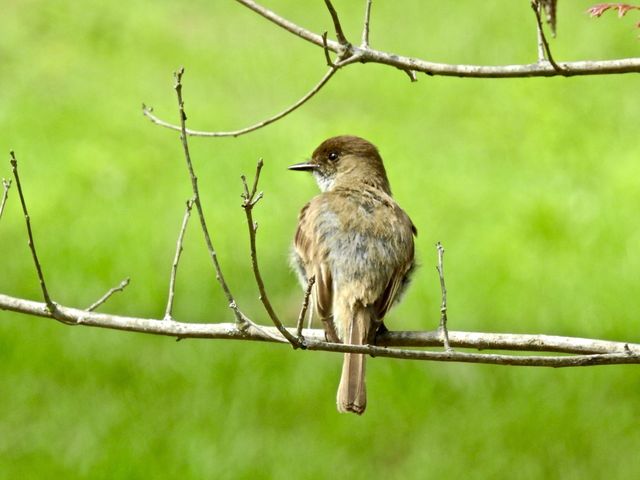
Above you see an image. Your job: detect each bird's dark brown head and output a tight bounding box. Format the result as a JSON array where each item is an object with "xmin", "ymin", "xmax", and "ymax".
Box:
[{"xmin": 289, "ymin": 135, "xmax": 391, "ymax": 194}]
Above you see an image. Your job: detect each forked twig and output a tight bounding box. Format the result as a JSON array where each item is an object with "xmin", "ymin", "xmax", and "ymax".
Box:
[
  {"xmin": 531, "ymin": 0, "xmax": 564, "ymax": 73},
  {"xmin": 236, "ymin": 0, "xmax": 640, "ymax": 77},
  {"xmin": 0, "ymin": 178, "xmax": 11, "ymax": 221},
  {"xmin": 87, "ymin": 278, "xmax": 131, "ymax": 312},
  {"xmin": 436, "ymin": 242, "xmax": 451, "ymax": 351},
  {"xmin": 296, "ymin": 275, "xmax": 316, "ymax": 340},
  {"xmin": 10, "ymin": 152, "xmax": 55, "ymax": 312},
  {"xmin": 164, "ymin": 198, "xmax": 195, "ymax": 320},
  {"xmin": 241, "ymin": 160, "xmax": 303, "ymax": 348},
  {"xmin": 173, "ymin": 68, "xmax": 250, "ymax": 328}
]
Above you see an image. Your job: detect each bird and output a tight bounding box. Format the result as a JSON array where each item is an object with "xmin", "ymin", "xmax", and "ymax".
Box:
[{"xmin": 289, "ymin": 135, "xmax": 416, "ymax": 415}]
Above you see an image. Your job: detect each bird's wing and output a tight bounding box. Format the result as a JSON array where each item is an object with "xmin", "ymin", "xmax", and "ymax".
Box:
[
  {"xmin": 293, "ymin": 201, "xmax": 333, "ymax": 323},
  {"xmin": 374, "ymin": 225, "xmax": 415, "ymax": 320}
]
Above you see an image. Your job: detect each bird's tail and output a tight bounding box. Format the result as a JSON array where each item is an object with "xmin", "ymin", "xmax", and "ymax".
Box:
[{"xmin": 336, "ymin": 302, "xmax": 372, "ymax": 415}]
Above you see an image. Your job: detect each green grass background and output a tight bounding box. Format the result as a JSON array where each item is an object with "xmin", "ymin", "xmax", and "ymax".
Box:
[{"xmin": 1, "ymin": 1, "xmax": 639, "ymax": 478}]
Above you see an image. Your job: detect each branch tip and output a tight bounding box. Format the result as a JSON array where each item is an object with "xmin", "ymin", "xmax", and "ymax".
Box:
[
  {"xmin": 87, "ymin": 277, "xmax": 131, "ymax": 312},
  {"xmin": 324, "ymin": 0, "xmax": 349, "ymax": 46}
]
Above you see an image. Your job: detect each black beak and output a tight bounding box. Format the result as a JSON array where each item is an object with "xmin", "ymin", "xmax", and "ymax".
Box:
[{"xmin": 288, "ymin": 161, "xmax": 317, "ymax": 172}]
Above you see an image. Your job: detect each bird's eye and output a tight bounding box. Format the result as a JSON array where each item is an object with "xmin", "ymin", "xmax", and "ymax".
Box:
[{"xmin": 328, "ymin": 151, "xmax": 339, "ymax": 161}]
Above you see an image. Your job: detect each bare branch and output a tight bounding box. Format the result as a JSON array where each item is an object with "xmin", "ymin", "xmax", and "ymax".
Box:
[
  {"xmin": 3, "ymin": 293, "xmax": 640, "ymax": 367},
  {"xmin": 401, "ymin": 68, "xmax": 417, "ymax": 82},
  {"xmin": 534, "ymin": 1, "xmax": 546, "ymax": 61},
  {"xmin": 296, "ymin": 275, "xmax": 315, "ymax": 340},
  {"xmin": 322, "ymin": 32, "xmax": 334, "ymax": 67},
  {"xmin": 234, "ymin": 0, "xmax": 342, "ymax": 53},
  {"xmin": 241, "ymin": 160, "xmax": 303, "ymax": 348},
  {"xmin": 0, "ymin": 178, "xmax": 11, "ymax": 221},
  {"xmin": 173, "ymin": 68, "xmax": 250, "ymax": 327},
  {"xmin": 324, "ymin": 0, "xmax": 349, "ymax": 46},
  {"xmin": 235, "ymin": 0, "xmax": 640, "ymax": 78},
  {"xmin": 436, "ymin": 242, "xmax": 451, "ymax": 351},
  {"xmin": 143, "ymin": 66, "xmax": 339, "ymax": 137},
  {"xmin": 87, "ymin": 278, "xmax": 131, "ymax": 312},
  {"xmin": 531, "ymin": 0, "xmax": 564, "ymax": 72},
  {"xmin": 164, "ymin": 198, "xmax": 194, "ymax": 321},
  {"xmin": 10, "ymin": 152, "xmax": 55, "ymax": 312},
  {"xmin": 361, "ymin": 0, "xmax": 373, "ymax": 48}
]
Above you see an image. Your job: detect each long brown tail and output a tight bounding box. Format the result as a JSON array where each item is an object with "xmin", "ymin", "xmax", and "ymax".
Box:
[{"xmin": 336, "ymin": 304, "xmax": 371, "ymax": 415}]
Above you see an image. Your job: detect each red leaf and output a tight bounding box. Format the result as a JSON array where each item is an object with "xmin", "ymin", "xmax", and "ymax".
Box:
[{"xmin": 587, "ymin": 3, "xmax": 640, "ymax": 17}]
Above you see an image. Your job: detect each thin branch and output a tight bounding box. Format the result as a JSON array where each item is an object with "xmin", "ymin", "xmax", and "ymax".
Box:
[
  {"xmin": 531, "ymin": 0, "xmax": 564, "ymax": 72},
  {"xmin": 241, "ymin": 160, "xmax": 303, "ymax": 348},
  {"xmin": 235, "ymin": 0, "xmax": 342, "ymax": 53},
  {"xmin": 322, "ymin": 32, "xmax": 334, "ymax": 67},
  {"xmin": 0, "ymin": 178, "xmax": 11, "ymax": 221},
  {"xmin": 3, "ymin": 293, "xmax": 640, "ymax": 367},
  {"xmin": 436, "ymin": 242, "xmax": 451, "ymax": 351},
  {"xmin": 324, "ymin": 0, "xmax": 349, "ymax": 46},
  {"xmin": 534, "ymin": 1, "xmax": 546, "ymax": 61},
  {"xmin": 173, "ymin": 68, "xmax": 249, "ymax": 327},
  {"xmin": 164, "ymin": 198, "xmax": 195, "ymax": 320},
  {"xmin": 235, "ymin": 0, "xmax": 640, "ymax": 78},
  {"xmin": 401, "ymin": 68, "xmax": 417, "ymax": 82},
  {"xmin": 10, "ymin": 152, "xmax": 55, "ymax": 312},
  {"xmin": 87, "ymin": 278, "xmax": 131, "ymax": 312},
  {"xmin": 143, "ymin": 66, "xmax": 339, "ymax": 137},
  {"xmin": 361, "ymin": 0, "xmax": 373, "ymax": 48},
  {"xmin": 296, "ymin": 275, "xmax": 315, "ymax": 340}
]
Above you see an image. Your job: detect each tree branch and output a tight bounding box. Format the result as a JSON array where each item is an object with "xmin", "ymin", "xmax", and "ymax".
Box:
[
  {"xmin": 2, "ymin": 293, "xmax": 640, "ymax": 367},
  {"xmin": 436, "ymin": 242, "xmax": 451, "ymax": 351},
  {"xmin": 172, "ymin": 68, "xmax": 250, "ymax": 327},
  {"xmin": 531, "ymin": 0, "xmax": 564, "ymax": 72},
  {"xmin": 164, "ymin": 198, "xmax": 194, "ymax": 321},
  {"xmin": 87, "ymin": 278, "xmax": 131, "ymax": 312},
  {"xmin": 10, "ymin": 152, "xmax": 55, "ymax": 311},
  {"xmin": 234, "ymin": 0, "xmax": 640, "ymax": 78},
  {"xmin": 324, "ymin": 0, "xmax": 349, "ymax": 46},
  {"xmin": 143, "ymin": 66, "xmax": 340, "ymax": 137},
  {"xmin": 296, "ymin": 275, "xmax": 315, "ymax": 340},
  {"xmin": 241, "ymin": 160, "xmax": 303, "ymax": 348},
  {"xmin": 361, "ymin": 0, "xmax": 373, "ymax": 48},
  {"xmin": 0, "ymin": 177, "xmax": 11, "ymax": 222}
]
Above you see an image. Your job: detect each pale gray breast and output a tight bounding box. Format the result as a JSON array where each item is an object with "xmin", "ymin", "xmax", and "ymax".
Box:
[{"xmin": 315, "ymin": 192, "xmax": 414, "ymax": 293}]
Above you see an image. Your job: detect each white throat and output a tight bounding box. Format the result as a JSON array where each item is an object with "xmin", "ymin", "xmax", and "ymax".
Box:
[{"xmin": 313, "ymin": 171, "xmax": 336, "ymax": 192}]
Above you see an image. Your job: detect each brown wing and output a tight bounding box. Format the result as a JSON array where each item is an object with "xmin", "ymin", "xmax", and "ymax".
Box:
[
  {"xmin": 374, "ymin": 209, "xmax": 416, "ymax": 320},
  {"xmin": 293, "ymin": 200, "xmax": 336, "ymax": 339}
]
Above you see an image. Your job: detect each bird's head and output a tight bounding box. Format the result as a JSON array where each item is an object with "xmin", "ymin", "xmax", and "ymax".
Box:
[{"xmin": 289, "ymin": 135, "xmax": 391, "ymax": 194}]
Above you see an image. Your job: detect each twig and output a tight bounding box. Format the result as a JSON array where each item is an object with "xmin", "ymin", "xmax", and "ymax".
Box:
[
  {"xmin": 0, "ymin": 178, "xmax": 11, "ymax": 221},
  {"xmin": 531, "ymin": 0, "xmax": 564, "ymax": 73},
  {"xmin": 164, "ymin": 198, "xmax": 195, "ymax": 320},
  {"xmin": 296, "ymin": 275, "xmax": 315, "ymax": 341},
  {"xmin": 534, "ymin": 1, "xmax": 546, "ymax": 61},
  {"xmin": 241, "ymin": 160, "xmax": 303, "ymax": 348},
  {"xmin": 87, "ymin": 278, "xmax": 131, "ymax": 312},
  {"xmin": 143, "ymin": 66, "xmax": 339, "ymax": 138},
  {"xmin": 4, "ymin": 292, "xmax": 640, "ymax": 367},
  {"xmin": 436, "ymin": 242, "xmax": 451, "ymax": 351},
  {"xmin": 324, "ymin": 0, "xmax": 349, "ymax": 46},
  {"xmin": 401, "ymin": 68, "xmax": 417, "ymax": 82},
  {"xmin": 322, "ymin": 32, "xmax": 334, "ymax": 67},
  {"xmin": 173, "ymin": 68, "xmax": 250, "ymax": 328},
  {"xmin": 235, "ymin": 0, "xmax": 640, "ymax": 78},
  {"xmin": 10, "ymin": 152, "xmax": 55, "ymax": 312},
  {"xmin": 361, "ymin": 0, "xmax": 373, "ymax": 48}
]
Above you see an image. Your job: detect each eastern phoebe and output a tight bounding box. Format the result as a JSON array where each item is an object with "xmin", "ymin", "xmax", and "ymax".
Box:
[{"xmin": 290, "ymin": 135, "xmax": 416, "ymax": 415}]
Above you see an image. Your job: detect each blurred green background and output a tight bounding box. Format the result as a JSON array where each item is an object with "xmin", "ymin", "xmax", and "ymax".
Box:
[{"xmin": 1, "ymin": 1, "xmax": 639, "ymax": 478}]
